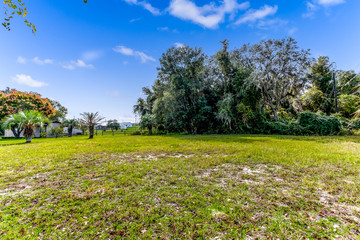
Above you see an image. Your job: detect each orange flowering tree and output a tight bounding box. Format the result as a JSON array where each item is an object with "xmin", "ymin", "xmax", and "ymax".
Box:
[{"xmin": 0, "ymin": 90, "xmax": 56, "ymax": 121}]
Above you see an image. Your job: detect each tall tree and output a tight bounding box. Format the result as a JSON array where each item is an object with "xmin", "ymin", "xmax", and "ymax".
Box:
[
  {"xmin": 234, "ymin": 38, "xmax": 311, "ymax": 121},
  {"xmin": 306, "ymin": 56, "xmax": 337, "ymax": 115},
  {"xmin": 48, "ymin": 100, "xmax": 68, "ymax": 122},
  {"xmin": 152, "ymin": 45, "xmax": 212, "ymax": 133}
]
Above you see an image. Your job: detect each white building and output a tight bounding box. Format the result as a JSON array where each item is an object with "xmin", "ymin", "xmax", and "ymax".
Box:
[
  {"xmin": 120, "ymin": 122, "xmax": 133, "ymax": 129},
  {"xmin": 63, "ymin": 127, "xmax": 83, "ymax": 135}
]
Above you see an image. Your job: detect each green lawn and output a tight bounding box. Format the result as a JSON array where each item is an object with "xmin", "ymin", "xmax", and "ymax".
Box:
[{"xmin": 0, "ymin": 135, "xmax": 359, "ymax": 239}]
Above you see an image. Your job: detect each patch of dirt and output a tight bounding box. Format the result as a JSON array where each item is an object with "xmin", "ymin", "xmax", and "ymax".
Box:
[{"xmin": 196, "ymin": 163, "xmax": 285, "ymax": 186}]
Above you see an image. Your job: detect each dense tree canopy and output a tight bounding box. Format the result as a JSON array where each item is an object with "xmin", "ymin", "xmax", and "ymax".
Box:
[{"xmin": 134, "ymin": 37, "xmax": 360, "ymax": 135}]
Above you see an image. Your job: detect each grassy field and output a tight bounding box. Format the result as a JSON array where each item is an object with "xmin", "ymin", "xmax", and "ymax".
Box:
[{"xmin": 0, "ymin": 135, "xmax": 359, "ymax": 239}]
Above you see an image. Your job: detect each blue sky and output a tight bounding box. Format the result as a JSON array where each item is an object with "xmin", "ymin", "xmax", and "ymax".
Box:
[{"xmin": 0, "ymin": 0, "xmax": 359, "ymax": 122}]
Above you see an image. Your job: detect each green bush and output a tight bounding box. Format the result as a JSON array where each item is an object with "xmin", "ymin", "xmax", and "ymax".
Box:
[
  {"xmin": 130, "ymin": 131, "xmax": 141, "ymax": 135},
  {"xmin": 262, "ymin": 112, "xmax": 341, "ymax": 136},
  {"xmin": 263, "ymin": 120, "xmax": 311, "ymax": 136},
  {"xmin": 298, "ymin": 112, "xmax": 341, "ymax": 135}
]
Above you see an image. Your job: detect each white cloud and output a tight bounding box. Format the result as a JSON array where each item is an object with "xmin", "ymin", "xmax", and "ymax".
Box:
[
  {"xmin": 124, "ymin": 0, "xmax": 161, "ymax": 15},
  {"xmin": 316, "ymin": 0, "xmax": 345, "ymax": 6},
  {"xmin": 32, "ymin": 57, "xmax": 54, "ymax": 65},
  {"xmin": 62, "ymin": 59, "xmax": 94, "ymax": 70},
  {"xmin": 114, "ymin": 46, "xmax": 134, "ymax": 56},
  {"xmin": 12, "ymin": 74, "xmax": 48, "ymax": 88},
  {"xmin": 256, "ymin": 18, "xmax": 288, "ymax": 30},
  {"xmin": 235, "ymin": 5, "xmax": 278, "ymax": 25},
  {"xmin": 157, "ymin": 26, "xmax": 179, "ymax": 33},
  {"xmin": 168, "ymin": 0, "xmax": 250, "ymax": 29},
  {"xmin": 113, "ymin": 45, "xmax": 155, "ymax": 63},
  {"xmin": 303, "ymin": 2, "xmax": 318, "ymax": 18},
  {"xmin": 288, "ymin": 27, "xmax": 298, "ymax": 36},
  {"xmin": 303, "ymin": 0, "xmax": 345, "ymax": 18},
  {"xmin": 158, "ymin": 27, "xmax": 169, "ymax": 31},
  {"xmin": 174, "ymin": 42, "xmax": 185, "ymax": 48},
  {"xmin": 130, "ymin": 18, "xmax": 141, "ymax": 23},
  {"xmin": 17, "ymin": 56, "xmax": 27, "ymax": 64}
]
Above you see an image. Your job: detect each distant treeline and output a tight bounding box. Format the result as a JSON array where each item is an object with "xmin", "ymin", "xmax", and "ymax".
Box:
[{"xmin": 134, "ymin": 38, "xmax": 360, "ymax": 135}]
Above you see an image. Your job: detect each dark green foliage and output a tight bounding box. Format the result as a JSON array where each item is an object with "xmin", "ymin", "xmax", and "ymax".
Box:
[
  {"xmin": 134, "ymin": 39, "xmax": 360, "ymax": 136},
  {"xmin": 106, "ymin": 119, "xmax": 120, "ymax": 131},
  {"xmin": 349, "ymin": 118, "xmax": 360, "ymax": 130},
  {"xmin": 297, "ymin": 112, "xmax": 341, "ymax": 135}
]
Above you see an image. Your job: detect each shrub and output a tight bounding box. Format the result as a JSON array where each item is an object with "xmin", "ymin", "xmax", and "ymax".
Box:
[
  {"xmin": 298, "ymin": 111, "xmax": 341, "ymax": 135},
  {"xmin": 130, "ymin": 131, "xmax": 141, "ymax": 135},
  {"xmin": 50, "ymin": 127, "xmax": 64, "ymax": 138},
  {"xmin": 40, "ymin": 127, "xmax": 47, "ymax": 138}
]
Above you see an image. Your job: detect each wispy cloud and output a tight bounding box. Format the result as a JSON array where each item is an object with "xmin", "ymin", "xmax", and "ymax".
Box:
[
  {"xmin": 82, "ymin": 50, "xmax": 103, "ymax": 61},
  {"xmin": 303, "ymin": 0, "xmax": 345, "ymax": 18},
  {"xmin": 12, "ymin": 74, "xmax": 48, "ymax": 87},
  {"xmin": 17, "ymin": 56, "xmax": 27, "ymax": 64},
  {"xmin": 235, "ymin": 5, "xmax": 278, "ymax": 25},
  {"xmin": 168, "ymin": 0, "xmax": 250, "ymax": 29},
  {"xmin": 130, "ymin": 18, "xmax": 141, "ymax": 23},
  {"xmin": 62, "ymin": 60, "xmax": 94, "ymax": 70},
  {"xmin": 113, "ymin": 45, "xmax": 155, "ymax": 63},
  {"xmin": 124, "ymin": 0, "xmax": 161, "ymax": 15},
  {"xmin": 316, "ymin": 0, "xmax": 345, "ymax": 6},
  {"xmin": 32, "ymin": 57, "xmax": 54, "ymax": 65},
  {"xmin": 174, "ymin": 42, "xmax": 185, "ymax": 48},
  {"xmin": 157, "ymin": 26, "xmax": 179, "ymax": 33}
]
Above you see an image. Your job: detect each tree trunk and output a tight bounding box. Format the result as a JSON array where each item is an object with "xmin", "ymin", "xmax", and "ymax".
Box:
[
  {"xmin": 268, "ymin": 101, "xmax": 279, "ymax": 121},
  {"xmin": 272, "ymin": 108, "xmax": 279, "ymax": 121},
  {"xmin": 68, "ymin": 127, "xmax": 73, "ymax": 137},
  {"xmin": 11, "ymin": 127, "xmax": 20, "ymax": 138},
  {"xmin": 148, "ymin": 126, "xmax": 152, "ymax": 135},
  {"xmin": 89, "ymin": 126, "xmax": 94, "ymax": 139}
]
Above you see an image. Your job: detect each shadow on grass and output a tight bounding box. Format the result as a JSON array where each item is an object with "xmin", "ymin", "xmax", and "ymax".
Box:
[{"xmin": 0, "ymin": 142, "xmax": 27, "ymax": 146}]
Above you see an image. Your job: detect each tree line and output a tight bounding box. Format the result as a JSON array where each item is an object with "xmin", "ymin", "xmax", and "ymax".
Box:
[{"xmin": 134, "ymin": 38, "xmax": 360, "ymax": 135}]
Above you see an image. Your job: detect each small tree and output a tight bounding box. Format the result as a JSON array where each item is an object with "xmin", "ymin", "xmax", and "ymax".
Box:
[
  {"xmin": 106, "ymin": 119, "xmax": 120, "ymax": 131},
  {"xmin": 63, "ymin": 118, "xmax": 79, "ymax": 137},
  {"xmin": 140, "ymin": 114, "xmax": 155, "ymax": 134},
  {"xmin": 80, "ymin": 112, "xmax": 104, "ymax": 139}
]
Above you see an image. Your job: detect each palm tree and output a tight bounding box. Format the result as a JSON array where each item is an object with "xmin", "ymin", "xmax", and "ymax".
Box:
[
  {"xmin": 2, "ymin": 113, "xmax": 24, "ymax": 138},
  {"xmin": 80, "ymin": 112, "xmax": 104, "ymax": 139},
  {"xmin": 2, "ymin": 111, "xmax": 47, "ymax": 143},
  {"xmin": 63, "ymin": 118, "xmax": 79, "ymax": 137}
]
